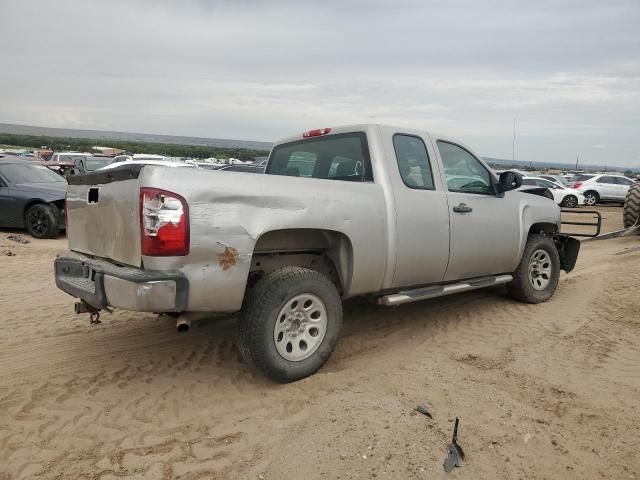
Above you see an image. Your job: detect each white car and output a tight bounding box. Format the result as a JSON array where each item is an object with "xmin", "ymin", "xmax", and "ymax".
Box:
[
  {"xmin": 568, "ymin": 174, "xmax": 634, "ymax": 206},
  {"xmin": 519, "ymin": 177, "xmax": 585, "ymax": 208},
  {"xmin": 98, "ymin": 159, "xmax": 198, "ymax": 170}
]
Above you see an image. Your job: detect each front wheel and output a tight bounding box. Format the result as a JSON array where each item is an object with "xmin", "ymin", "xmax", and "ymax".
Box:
[
  {"xmin": 507, "ymin": 234, "xmax": 560, "ymax": 304},
  {"xmin": 237, "ymin": 267, "xmax": 343, "ymax": 383}
]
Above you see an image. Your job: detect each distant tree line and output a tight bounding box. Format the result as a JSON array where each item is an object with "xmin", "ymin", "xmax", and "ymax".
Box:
[{"xmin": 0, "ymin": 133, "xmax": 270, "ymax": 161}]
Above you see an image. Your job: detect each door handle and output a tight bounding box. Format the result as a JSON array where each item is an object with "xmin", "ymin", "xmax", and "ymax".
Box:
[{"xmin": 453, "ymin": 203, "xmax": 473, "ymax": 213}]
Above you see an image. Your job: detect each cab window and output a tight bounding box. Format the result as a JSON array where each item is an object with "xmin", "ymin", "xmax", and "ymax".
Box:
[
  {"xmin": 437, "ymin": 141, "xmax": 493, "ymax": 194},
  {"xmin": 393, "ymin": 134, "xmax": 434, "ymax": 189},
  {"xmin": 266, "ymin": 132, "xmax": 372, "ymax": 182}
]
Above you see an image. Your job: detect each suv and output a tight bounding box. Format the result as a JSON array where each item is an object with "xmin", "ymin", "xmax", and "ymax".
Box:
[{"xmin": 570, "ymin": 174, "xmax": 634, "ymax": 205}]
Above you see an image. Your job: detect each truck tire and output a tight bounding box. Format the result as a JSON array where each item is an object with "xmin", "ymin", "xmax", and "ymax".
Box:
[
  {"xmin": 623, "ymin": 182, "xmax": 640, "ymax": 229},
  {"xmin": 25, "ymin": 204, "xmax": 59, "ymax": 239},
  {"xmin": 237, "ymin": 267, "xmax": 343, "ymax": 383},
  {"xmin": 583, "ymin": 190, "xmax": 599, "ymax": 206},
  {"xmin": 507, "ymin": 234, "xmax": 560, "ymax": 304}
]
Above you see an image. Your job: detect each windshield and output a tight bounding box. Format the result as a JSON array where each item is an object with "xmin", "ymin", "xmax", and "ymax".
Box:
[
  {"xmin": 0, "ymin": 163, "xmax": 66, "ymax": 183},
  {"xmin": 85, "ymin": 158, "xmax": 112, "ymax": 171}
]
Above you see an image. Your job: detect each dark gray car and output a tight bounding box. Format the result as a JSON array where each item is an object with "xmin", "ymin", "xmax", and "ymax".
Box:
[{"xmin": 0, "ymin": 159, "xmax": 66, "ymax": 238}]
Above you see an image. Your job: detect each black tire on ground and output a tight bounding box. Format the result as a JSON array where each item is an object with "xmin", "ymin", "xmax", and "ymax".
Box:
[
  {"xmin": 24, "ymin": 204, "xmax": 59, "ymax": 239},
  {"xmin": 583, "ymin": 190, "xmax": 599, "ymax": 206},
  {"xmin": 237, "ymin": 266, "xmax": 343, "ymax": 383},
  {"xmin": 507, "ymin": 234, "xmax": 560, "ymax": 304},
  {"xmin": 623, "ymin": 182, "xmax": 640, "ymax": 229},
  {"xmin": 561, "ymin": 195, "xmax": 578, "ymax": 208}
]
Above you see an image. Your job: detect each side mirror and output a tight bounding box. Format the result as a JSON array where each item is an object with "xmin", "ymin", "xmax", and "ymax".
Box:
[{"xmin": 497, "ymin": 171, "xmax": 522, "ymax": 193}]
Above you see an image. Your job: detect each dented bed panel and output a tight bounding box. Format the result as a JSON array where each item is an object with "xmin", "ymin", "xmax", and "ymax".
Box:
[{"xmin": 139, "ymin": 166, "xmax": 388, "ymax": 312}]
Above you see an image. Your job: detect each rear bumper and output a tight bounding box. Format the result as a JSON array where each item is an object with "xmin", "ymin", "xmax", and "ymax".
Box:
[{"xmin": 54, "ymin": 252, "xmax": 188, "ymax": 312}]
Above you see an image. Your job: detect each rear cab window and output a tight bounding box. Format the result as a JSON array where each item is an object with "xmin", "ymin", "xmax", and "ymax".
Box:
[
  {"xmin": 393, "ymin": 134, "xmax": 435, "ymax": 189},
  {"xmin": 266, "ymin": 132, "xmax": 373, "ymax": 182}
]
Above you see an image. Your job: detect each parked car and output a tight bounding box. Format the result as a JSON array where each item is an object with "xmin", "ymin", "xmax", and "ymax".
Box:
[
  {"xmin": 49, "ymin": 152, "xmax": 93, "ymax": 163},
  {"xmin": 569, "ymin": 174, "xmax": 634, "ymax": 205},
  {"xmin": 44, "ymin": 156, "xmax": 114, "ymax": 177},
  {"xmin": 0, "ymin": 159, "xmax": 66, "ymax": 238},
  {"xmin": 539, "ymin": 174, "xmax": 568, "ymax": 186},
  {"xmin": 98, "ymin": 159, "xmax": 198, "ymax": 170},
  {"xmin": 216, "ymin": 163, "xmax": 265, "ymax": 173},
  {"xmin": 110, "ymin": 154, "xmax": 168, "ymax": 164},
  {"xmin": 519, "ymin": 177, "xmax": 585, "ymax": 207},
  {"xmin": 55, "ymin": 124, "xmax": 580, "ymax": 382}
]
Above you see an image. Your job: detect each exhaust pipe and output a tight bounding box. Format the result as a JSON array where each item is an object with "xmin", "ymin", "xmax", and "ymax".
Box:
[{"xmin": 176, "ymin": 315, "xmax": 191, "ymax": 333}]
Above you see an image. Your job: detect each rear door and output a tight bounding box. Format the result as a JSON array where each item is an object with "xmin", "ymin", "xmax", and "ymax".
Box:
[
  {"xmin": 387, "ymin": 133, "xmax": 450, "ymax": 287},
  {"xmin": 435, "ymin": 140, "xmax": 520, "ymax": 281},
  {"xmin": 595, "ymin": 176, "xmax": 618, "ymax": 199}
]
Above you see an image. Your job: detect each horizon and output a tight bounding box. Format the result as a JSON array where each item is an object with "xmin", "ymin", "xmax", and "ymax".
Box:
[{"xmin": 2, "ymin": 121, "xmax": 637, "ymax": 172}]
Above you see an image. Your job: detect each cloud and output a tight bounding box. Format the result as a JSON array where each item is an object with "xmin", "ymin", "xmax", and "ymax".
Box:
[{"xmin": 0, "ymin": 0, "xmax": 639, "ymax": 166}]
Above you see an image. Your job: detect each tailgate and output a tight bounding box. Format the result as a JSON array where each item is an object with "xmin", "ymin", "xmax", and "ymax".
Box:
[{"xmin": 66, "ymin": 165, "xmax": 143, "ymax": 267}]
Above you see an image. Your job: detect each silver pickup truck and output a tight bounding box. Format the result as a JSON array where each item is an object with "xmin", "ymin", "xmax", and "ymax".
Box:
[{"xmin": 55, "ymin": 124, "xmax": 580, "ymax": 382}]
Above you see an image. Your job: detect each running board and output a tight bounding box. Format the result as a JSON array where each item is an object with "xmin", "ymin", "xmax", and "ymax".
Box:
[{"xmin": 377, "ymin": 274, "xmax": 513, "ymax": 306}]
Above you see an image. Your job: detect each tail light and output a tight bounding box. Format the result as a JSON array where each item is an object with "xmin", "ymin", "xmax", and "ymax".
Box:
[
  {"xmin": 573, "ymin": 182, "xmax": 583, "ymax": 189},
  {"xmin": 140, "ymin": 187, "xmax": 189, "ymax": 256},
  {"xmin": 303, "ymin": 127, "xmax": 331, "ymax": 138}
]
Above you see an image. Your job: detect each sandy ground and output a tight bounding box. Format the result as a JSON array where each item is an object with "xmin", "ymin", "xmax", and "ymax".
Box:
[{"xmin": 1, "ymin": 205, "xmax": 639, "ymax": 479}]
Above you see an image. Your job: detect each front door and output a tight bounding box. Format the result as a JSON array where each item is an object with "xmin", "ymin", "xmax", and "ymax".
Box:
[
  {"xmin": 0, "ymin": 182, "xmax": 19, "ymax": 227},
  {"xmin": 435, "ymin": 140, "xmax": 520, "ymax": 281}
]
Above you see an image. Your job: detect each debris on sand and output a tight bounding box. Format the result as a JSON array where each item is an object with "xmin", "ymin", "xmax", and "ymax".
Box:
[
  {"xmin": 7, "ymin": 235, "xmax": 30, "ymax": 244},
  {"xmin": 415, "ymin": 403, "xmax": 433, "ymax": 419},
  {"xmin": 444, "ymin": 417, "xmax": 465, "ymax": 473},
  {"xmin": 4, "ymin": 250, "xmax": 16, "ymax": 256}
]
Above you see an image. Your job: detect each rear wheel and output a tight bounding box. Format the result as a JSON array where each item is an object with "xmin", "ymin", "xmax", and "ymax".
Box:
[
  {"xmin": 25, "ymin": 204, "xmax": 59, "ymax": 239},
  {"xmin": 623, "ymin": 182, "xmax": 640, "ymax": 229},
  {"xmin": 508, "ymin": 234, "xmax": 560, "ymax": 304},
  {"xmin": 583, "ymin": 191, "xmax": 599, "ymax": 206},
  {"xmin": 561, "ymin": 195, "xmax": 578, "ymax": 208},
  {"xmin": 237, "ymin": 267, "xmax": 343, "ymax": 383}
]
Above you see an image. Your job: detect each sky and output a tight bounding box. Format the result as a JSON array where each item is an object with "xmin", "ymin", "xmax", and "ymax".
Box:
[{"xmin": 1, "ymin": 0, "xmax": 639, "ymax": 167}]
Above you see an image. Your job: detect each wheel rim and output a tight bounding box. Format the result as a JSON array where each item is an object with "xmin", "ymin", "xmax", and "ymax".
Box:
[
  {"xmin": 528, "ymin": 249, "xmax": 552, "ymax": 291},
  {"xmin": 273, "ymin": 293, "xmax": 327, "ymax": 362},
  {"xmin": 26, "ymin": 209, "xmax": 49, "ymax": 236},
  {"xmin": 566, "ymin": 196, "xmax": 577, "ymax": 207},
  {"xmin": 584, "ymin": 194, "xmax": 596, "ymax": 206}
]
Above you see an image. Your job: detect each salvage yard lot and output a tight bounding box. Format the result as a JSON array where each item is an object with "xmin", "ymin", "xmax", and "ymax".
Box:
[{"xmin": 1, "ymin": 205, "xmax": 638, "ymax": 479}]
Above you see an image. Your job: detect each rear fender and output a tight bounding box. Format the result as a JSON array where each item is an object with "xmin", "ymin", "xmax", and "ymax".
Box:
[{"xmin": 554, "ymin": 234, "xmax": 580, "ymax": 273}]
